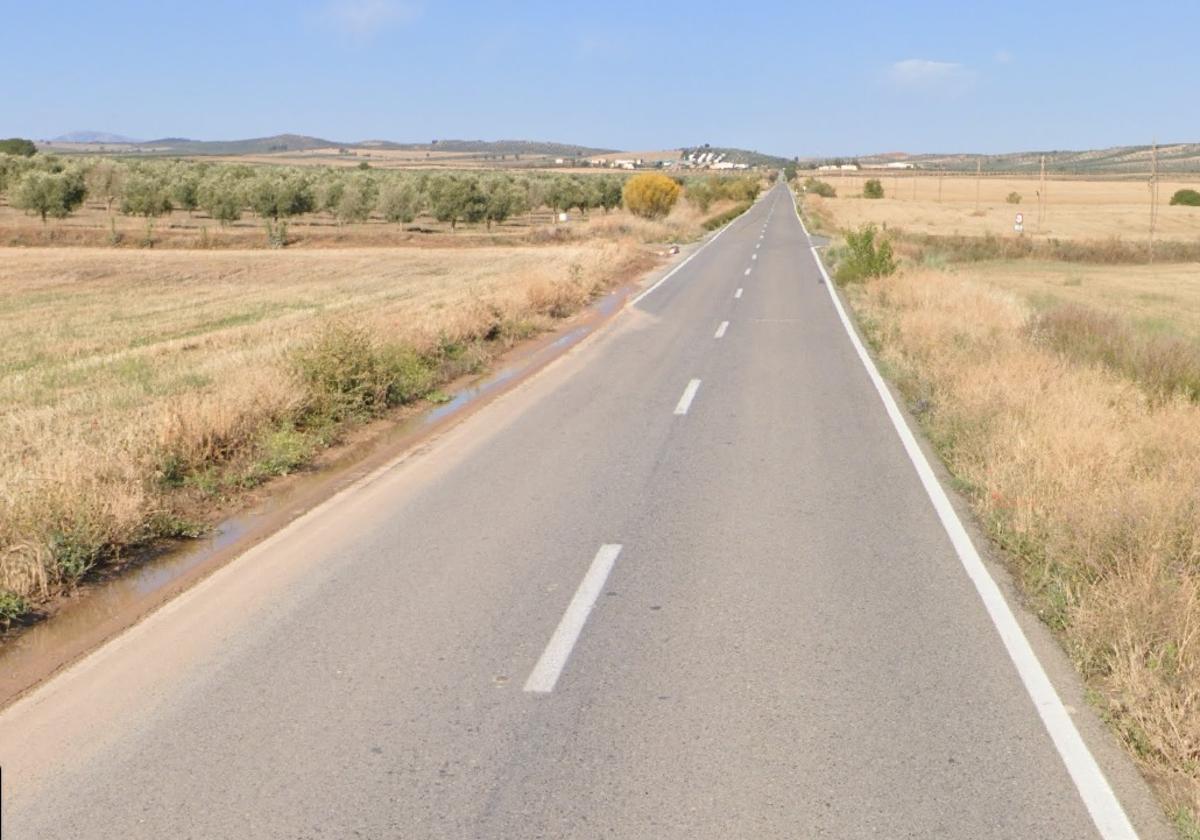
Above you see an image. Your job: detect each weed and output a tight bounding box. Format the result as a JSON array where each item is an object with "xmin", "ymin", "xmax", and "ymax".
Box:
[
  {"xmin": 0, "ymin": 591, "xmax": 27, "ymax": 625},
  {"xmin": 835, "ymin": 225, "xmax": 897, "ymax": 284}
]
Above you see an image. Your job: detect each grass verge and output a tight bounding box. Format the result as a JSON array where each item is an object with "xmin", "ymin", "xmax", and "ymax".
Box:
[{"xmin": 845, "ymin": 265, "xmax": 1200, "ymax": 822}]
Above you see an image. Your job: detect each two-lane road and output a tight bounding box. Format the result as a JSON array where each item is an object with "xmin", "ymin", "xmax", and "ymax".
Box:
[{"xmin": 0, "ymin": 183, "xmax": 1168, "ymax": 838}]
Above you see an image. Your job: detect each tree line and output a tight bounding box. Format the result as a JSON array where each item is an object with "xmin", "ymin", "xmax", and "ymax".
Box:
[{"xmin": 0, "ymin": 154, "xmax": 764, "ymax": 233}]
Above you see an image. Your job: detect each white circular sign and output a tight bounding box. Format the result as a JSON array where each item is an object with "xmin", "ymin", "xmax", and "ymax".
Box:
[{"xmin": 1015, "ymin": 212, "xmax": 1024, "ymax": 224}]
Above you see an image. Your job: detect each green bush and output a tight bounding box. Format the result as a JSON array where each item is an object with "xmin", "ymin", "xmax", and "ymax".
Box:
[
  {"xmin": 863, "ymin": 179, "xmax": 884, "ymax": 199},
  {"xmin": 0, "ymin": 590, "xmax": 27, "ymax": 625},
  {"xmin": 1170, "ymin": 189, "xmax": 1200, "ymax": 207},
  {"xmin": 803, "ymin": 177, "xmax": 836, "ymax": 198},
  {"xmin": 1007, "ymin": 191, "xmax": 1023, "ymax": 204},
  {"xmin": 836, "ymin": 224, "xmax": 897, "ymax": 283},
  {"xmin": 0, "ymin": 138, "xmax": 37, "ymax": 157},
  {"xmin": 293, "ymin": 323, "xmax": 438, "ymax": 422}
]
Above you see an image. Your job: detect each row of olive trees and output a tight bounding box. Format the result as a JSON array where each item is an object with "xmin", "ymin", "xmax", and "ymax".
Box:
[{"xmin": 0, "ymin": 155, "xmax": 631, "ymax": 230}]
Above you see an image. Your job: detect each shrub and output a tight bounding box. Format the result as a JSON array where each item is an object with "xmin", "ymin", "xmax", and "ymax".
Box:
[
  {"xmin": 863, "ymin": 178, "xmax": 884, "ymax": 199},
  {"xmin": 292, "ymin": 323, "xmax": 437, "ymax": 422},
  {"xmin": 702, "ymin": 201, "xmax": 751, "ymax": 231},
  {"xmin": 803, "ymin": 177, "xmax": 836, "ymax": 198},
  {"xmin": 0, "ymin": 591, "xmax": 27, "ymax": 625},
  {"xmin": 1170, "ymin": 189, "xmax": 1200, "ymax": 207},
  {"xmin": 622, "ymin": 173, "xmax": 681, "ymax": 219},
  {"xmin": 1007, "ymin": 191, "xmax": 1023, "ymax": 204},
  {"xmin": 836, "ymin": 224, "xmax": 896, "ymax": 283}
]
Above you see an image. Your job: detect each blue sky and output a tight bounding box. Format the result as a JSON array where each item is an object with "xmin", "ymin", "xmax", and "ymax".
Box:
[{"xmin": 7, "ymin": 0, "xmax": 1197, "ymax": 157}]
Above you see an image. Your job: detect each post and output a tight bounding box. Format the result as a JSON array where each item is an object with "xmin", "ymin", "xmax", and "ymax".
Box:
[
  {"xmin": 975, "ymin": 159, "xmax": 982, "ymax": 212},
  {"xmin": 1149, "ymin": 140, "xmax": 1159, "ymax": 264}
]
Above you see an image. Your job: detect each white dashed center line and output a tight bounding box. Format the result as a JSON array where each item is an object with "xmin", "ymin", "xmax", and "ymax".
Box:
[
  {"xmin": 735, "ymin": 288, "xmax": 743, "ymax": 298},
  {"xmin": 674, "ymin": 379, "xmax": 702, "ymax": 415},
  {"xmin": 524, "ymin": 544, "xmax": 623, "ymax": 693},
  {"xmin": 714, "ymin": 321, "xmax": 729, "ymax": 339},
  {"xmin": 744, "ymin": 267, "xmax": 752, "ymax": 276}
]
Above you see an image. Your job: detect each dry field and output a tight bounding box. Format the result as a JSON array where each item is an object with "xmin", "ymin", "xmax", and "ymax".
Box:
[
  {"xmin": 0, "ymin": 235, "xmax": 661, "ymax": 613},
  {"xmin": 0, "ymin": 199, "xmax": 713, "ymax": 251},
  {"xmin": 813, "ymin": 173, "xmax": 1200, "ymax": 243}
]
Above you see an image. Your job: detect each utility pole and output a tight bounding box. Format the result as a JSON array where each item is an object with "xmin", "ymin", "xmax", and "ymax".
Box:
[
  {"xmin": 975, "ymin": 159, "xmax": 982, "ymax": 212},
  {"xmin": 1149, "ymin": 140, "xmax": 1159, "ymax": 264},
  {"xmin": 1038, "ymin": 155, "xmax": 1046, "ymax": 231},
  {"xmin": 938, "ymin": 171, "xmax": 943, "ymax": 203}
]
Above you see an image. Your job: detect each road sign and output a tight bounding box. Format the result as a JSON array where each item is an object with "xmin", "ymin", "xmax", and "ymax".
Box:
[{"xmin": 1014, "ymin": 211, "xmax": 1024, "ymax": 234}]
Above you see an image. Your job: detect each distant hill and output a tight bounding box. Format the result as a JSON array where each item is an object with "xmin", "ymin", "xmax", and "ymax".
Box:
[
  {"xmin": 44, "ymin": 133, "xmax": 615, "ymax": 158},
  {"xmin": 52, "ymin": 131, "xmax": 142, "ymax": 144},
  {"xmin": 135, "ymin": 134, "xmax": 340, "ymax": 154},
  {"xmin": 858, "ymin": 143, "xmax": 1200, "ymax": 174},
  {"xmin": 360, "ymin": 139, "xmax": 616, "ymax": 157},
  {"xmin": 681, "ymin": 146, "xmax": 791, "ymax": 168}
]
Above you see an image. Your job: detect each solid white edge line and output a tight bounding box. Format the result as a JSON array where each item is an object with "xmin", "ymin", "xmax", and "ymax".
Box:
[
  {"xmin": 673, "ymin": 379, "xmax": 701, "ymax": 415},
  {"xmin": 630, "ymin": 202, "xmax": 753, "ymax": 307},
  {"xmin": 714, "ymin": 321, "xmax": 729, "ymax": 339},
  {"xmin": 735, "ymin": 288, "xmax": 743, "ymax": 298},
  {"xmin": 524, "ymin": 544, "xmax": 623, "ymax": 693},
  {"xmin": 789, "ymin": 192, "xmax": 1138, "ymax": 840}
]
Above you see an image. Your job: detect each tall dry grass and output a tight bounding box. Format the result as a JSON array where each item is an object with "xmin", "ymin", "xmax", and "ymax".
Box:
[
  {"xmin": 0, "ymin": 241, "xmax": 654, "ymax": 615},
  {"xmin": 848, "ymin": 267, "xmax": 1200, "ymax": 821}
]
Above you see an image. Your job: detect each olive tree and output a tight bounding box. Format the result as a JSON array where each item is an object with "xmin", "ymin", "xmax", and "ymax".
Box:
[
  {"xmin": 9, "ymin": 169, "xmax": 87, "ymax": 222},
  {"xmin": 377, "ymin": 178, "xmax": 421, "ymax": 224}
]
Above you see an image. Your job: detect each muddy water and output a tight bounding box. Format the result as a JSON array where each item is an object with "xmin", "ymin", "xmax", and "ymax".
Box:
[{"xmin": 0, "ymin": 284, "xmax": 633, "ymax": 707}]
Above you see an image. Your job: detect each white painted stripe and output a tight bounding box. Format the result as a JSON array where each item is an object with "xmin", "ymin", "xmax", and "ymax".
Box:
[
  {"xmin": 674, "ymin": 379, "xmax": 701, "ymax": 415},
  {"xmin": 752, "ymin": 254, "xmax": 757, "ymax": 260},
  {"xmin": 714, "ymin": 321, "xmax": 729, "ymax": 339},
  {"xmin": 630, "ymin": 203, "xmax": 751, "ymax": 307},
  {"xmin": 524, "ymin": 544, "xmax": 623, "ymax": 693},
  {"xmin": 735, "ymin": 288, "xmax": 743, "ymax": 298},
  {"xmin": 744, "ymin": 267, "xmax": 752, "ymax": 276},
  {"xmin": 789, "ymin": 192, "xmax": 1138, "ymax": 840},
  {"xmin": 755, "ymin": 243, "xmax": 761, "ymax": 249}
]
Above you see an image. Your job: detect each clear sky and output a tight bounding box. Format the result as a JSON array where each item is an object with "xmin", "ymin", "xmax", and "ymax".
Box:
[{"xmin": 7, "ymin": 0, "xmax": 1197, "ymax": 158}]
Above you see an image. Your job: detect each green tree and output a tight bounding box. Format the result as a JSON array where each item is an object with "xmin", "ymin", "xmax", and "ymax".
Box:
[
  {"xmin": 428, "ymin": 175, "xmax": 484, "ymax": 229},
  {"xmin": 170, "ymin": 171, "xmax": 201, "ymax": 215},
  {"xmin": 9, "ymin": 169, "xmax": 86, "ymax": 222},
  {"xmin": 377, "ymin": 178, "xmax": 421, "ymax": 223},
  {"xmin": 198, "ymin": 175, "xmax": 243, "ymax": 225},
  {"xmin": 0, "ymin": 138, "xmax": 37, "ymax": 157},
  {"xmin": 87, "ymin": 160, "xmax": 126, "ymax": 215},
  {"xmin": 597, "ymin": 176, "xmax": 623, "ymax": 213},
  {"xmin": 121, "ymin": 173, "xmax": 173, "ymax": 217},
  {"xmin": 863, "ymin": 179, "xmax": 884, "ymax": 199},
  {"xmin": 335, "ymin": 173, "xmax": 377, "ymax": 224},
  {"xmin": 247, "ymin": 172, "xmax": 314, "ymax": 220}
]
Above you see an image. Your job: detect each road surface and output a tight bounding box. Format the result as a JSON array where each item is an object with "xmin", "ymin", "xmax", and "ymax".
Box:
[{"xmin": 0, "ymin": 183, "xmax": 1169, "ymax": 838}]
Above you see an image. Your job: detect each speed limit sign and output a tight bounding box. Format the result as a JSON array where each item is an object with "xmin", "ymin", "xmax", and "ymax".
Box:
[{"xmin": 1014, "ymin": 212, "xmax": 1024, "ymax": 234}]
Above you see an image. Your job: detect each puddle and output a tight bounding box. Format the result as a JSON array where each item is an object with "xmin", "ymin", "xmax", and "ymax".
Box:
[{"xmin": 0, "ymin": 283, "xmax": 636, "ymax": 708}]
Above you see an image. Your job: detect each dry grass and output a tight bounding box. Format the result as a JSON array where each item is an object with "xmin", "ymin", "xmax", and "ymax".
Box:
[
  {"xmin": 0, "ymin": 201, "xmax": 704, "ymax": 251},
  {"xmin": 0, "ymin": 241, "xmax": 654, "ymax": 610},
  {"xmin": 848, "ymin": 266, "xmax": 1200, "ymax": 820},
  {"xmin": 810, "ymin": 173, "xmax": 1200, "ymax": 243}
]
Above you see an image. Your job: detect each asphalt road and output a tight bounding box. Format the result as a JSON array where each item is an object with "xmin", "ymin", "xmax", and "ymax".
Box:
[{"xmin": 0, "ymin": 183, "xmax": 1170, "ymax": 838}]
